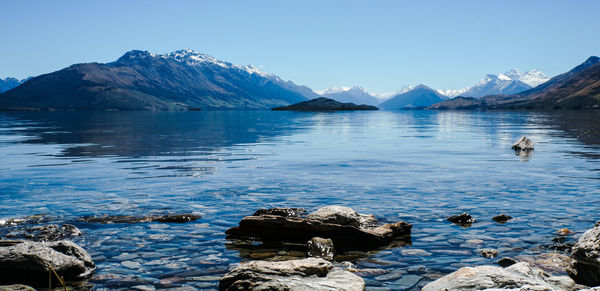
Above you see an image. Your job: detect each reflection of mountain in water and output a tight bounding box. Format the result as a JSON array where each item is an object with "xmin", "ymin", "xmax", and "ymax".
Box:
[
  {"xmin": 542, "ymin": 111, "xmax": 600, "ymax": 159},
  {"xmin": 5, "ymin": 111, "xmax": 311, "ymax": 158}
]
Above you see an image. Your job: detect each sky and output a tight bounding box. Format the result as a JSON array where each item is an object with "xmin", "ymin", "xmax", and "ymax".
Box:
[{"xmin": 1, "ymin": 0, "xmax": 600, "ymax": 93}]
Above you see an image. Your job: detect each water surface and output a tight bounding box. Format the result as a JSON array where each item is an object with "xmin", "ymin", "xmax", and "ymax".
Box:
[{"xmin": 1, "ymin": 110, "xmax": 599, "ymax": 290}]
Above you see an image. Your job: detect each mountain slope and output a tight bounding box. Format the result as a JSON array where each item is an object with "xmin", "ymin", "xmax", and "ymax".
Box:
[
  {"xmin": 0, "ymin": 49, "xmax": 317, "ymax": 110},
  {"xmin": 429, "ymin": 56, "xmax": 600, "ymax": 110},
  {"xmin": 319, "ymin": 86, "xmax": 381, "ymax": 106},
  {"xmin": 379, "ymin": 85, "xmax": 447, "ymax": 109}
]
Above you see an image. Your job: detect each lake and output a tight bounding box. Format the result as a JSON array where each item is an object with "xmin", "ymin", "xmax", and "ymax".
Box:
[{"xmin": 1, "ymin": 110, "xmax": 599, "ymax": 290}]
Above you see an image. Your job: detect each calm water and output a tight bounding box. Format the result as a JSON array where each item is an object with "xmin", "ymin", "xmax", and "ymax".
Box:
[{"xmin": 1, "ymin": 110, "xmax": 599, "ymax": 290}]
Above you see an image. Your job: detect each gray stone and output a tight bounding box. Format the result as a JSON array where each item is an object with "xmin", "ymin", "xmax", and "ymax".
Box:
[
  {"xmin": 0, "ymin": 285, "xmax": 36, "ymax": 291},
  {"xmin": 218, "ymin": 257, "xmax": 365, "ymax": 290},
  {"xmin": 568, "ymin": 225, "xmax": 600, "ymax": 286},
  {"xmin": 422, "ymin": 262, "xmax": 584, "ymax": 291},
  {"xmin": 481, "ymin": 248, "xmax": 498, "ymax": 258},
  {"xmin": 306, "ymin": 206, "xmax": 379, "ymax": 229},
  {"xmin": 308, "ymin": 237, "xmax": 335, "ymax": 260},
  {"xmin": 0, "ymin": 240, "xmax": 95, "ymax": 287},
  {"xmin": 512, "ymin": 136, "xmax": 535, "ymax": 151},
  {"xmin": 492, "ymin": 214, "xmax": 513, "ymax": 223}
]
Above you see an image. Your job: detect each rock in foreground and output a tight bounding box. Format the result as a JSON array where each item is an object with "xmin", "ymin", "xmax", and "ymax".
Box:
[
  {"xmin": 568, "ymin": 224, "xmax": 600, "ymax": 286},
  {"xmin": 218, "ymin": 257, "xmax": 364, "ymax": 291},
  {"xmin": 422, "ymin": 262, "xmax": 585, "ymax": 291},
  {"xmin": 272, "ymin": 97, "xmax": 379, "ymax": 111},
  {"xmin": 226, "ymin": 206, "xmax": 411, "ymax": 251},
  {"xmin": 0, "ymin": 240, "xmax": 95, "ymax": 287},
  {"xmin": 308, "ymin": 237, "xmax": 335, "ymax": 260}
]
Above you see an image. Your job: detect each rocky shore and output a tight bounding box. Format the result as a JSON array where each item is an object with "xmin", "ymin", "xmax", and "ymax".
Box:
[{"xmin": 1, "ymin": 207, "xmax": 599, "ymax": 290}]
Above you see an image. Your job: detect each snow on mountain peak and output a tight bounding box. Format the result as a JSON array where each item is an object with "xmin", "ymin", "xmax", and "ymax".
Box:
[
  {"xmin": 503, "ymin": 69, "xmax": 549, "ymax": 87},
  {"xmin": 158, "ymin": 49, "xmax": 272, "ymax": 77}
]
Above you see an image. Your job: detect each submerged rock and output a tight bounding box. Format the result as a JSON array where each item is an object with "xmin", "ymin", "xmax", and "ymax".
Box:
[
  {"xmin": 0, "ymin": 240, "xmax": 95, "ymax": 287},
  {"xmin": 218, "ymin": 258, "xmax": 364, "ymax": 291},
  {"xmin": 306, "ymin": 206, "xmax": 379, "ymax": 229},
  {"xmin": 567, "ymin": 224, "xmax": 600, "ymax": 286},
  {"xmin": 226, "ymin": 206, "xmax": 411, "ymax": 252},
  {"xmin": 6, "ymin": 224, "xmax": 81, "ymax": 241},
  {"xmin": 253, "ymin": 207, "xmax": 306, "ymax": 218},
  {"xmin": 447, "ymin": 213, "xmax": 476, "ymax": 226},
  {"xmin": 307, "ymin": 237, "xmax": 335, "ymax": 260},
  {"xmin": 422, "ymin": 262, "xmax": 585, "ymax": 291},
  {"xmin": 492, "ymin": 214, "xmax": 513, "ymax": 223},
  {"xmin": 80, "ymin": 213, "xmax": 201, "ymax": 224},
  {"xmin": 512, "ymin": 136, "xmax": 535, "ymax": 151}
]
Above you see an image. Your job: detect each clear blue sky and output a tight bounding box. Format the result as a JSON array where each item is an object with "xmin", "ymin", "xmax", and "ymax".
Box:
[{"xmin": 1, "ymin": 0, "xmax": 599, "ymax": 93}]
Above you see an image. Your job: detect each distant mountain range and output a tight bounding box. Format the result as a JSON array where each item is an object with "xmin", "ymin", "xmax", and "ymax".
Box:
[
  {"xmin": 0, "ymin": 77, "xmax": 31, "ymax": 93},
  {"xmin": 0, "ymin": 49, "xmax": 318, "ymax": 110},
  {"xmin": 318, "ymin": 86, "xmax": 381, "ymax": 106},
  {"xmin": 379, "ymin": 85, "xmax": 447, "ymax": 109},
  {"xmin": 437, "ymin": 70, "xmax": 550, "ymax": 98},
  {"xmin": 429, "ymin": 56, "xmax": 600, "ymax": 110}
]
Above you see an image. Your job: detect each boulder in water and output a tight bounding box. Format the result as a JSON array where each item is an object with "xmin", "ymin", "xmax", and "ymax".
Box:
[
  {"xmin": 218, "ymin": 257, "xmax": 364, "ymax": 291},
  {"xmin": 567, "ymin": 224, "xmax": 600, "ymax": 286},
  {"xmin": 512, "ymin": 136, "xmax": 535, "ymax": 151}
]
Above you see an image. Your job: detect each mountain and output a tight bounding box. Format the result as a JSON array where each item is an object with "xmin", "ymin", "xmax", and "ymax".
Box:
[
  {"xmin": 0, "ymin": 49, "xmax": 318, "ymax": 111},
  {"xmin": 319, "ymin": 86, "xmax": 381, "ymax": 106},
  {"xmin": 0, "ymin": 77, "xmax": 31, "ymax": 93},
  {"xmin": 429, "ymin": 56, "xmax": 600, "ymax": 110},
  {"xmin": 272, "ymin": 97, "xmax": 378, "ymax": 111},
  {"xmin": 438, "ymin": 70, "xmax": 550, "ymax": 98},
  {"xmin": 379, "ymin": 85, "xmax": 447, "ymax": 110}
]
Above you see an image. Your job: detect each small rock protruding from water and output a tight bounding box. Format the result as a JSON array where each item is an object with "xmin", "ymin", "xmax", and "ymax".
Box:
[
  {"xmin": 567, "ymin": 223, "xmax": 600, "ymax": 286},
  {"xmin": 493, "ymin": 214, "xmax": 513, "ymax": 223},
  {"xmin": 253, "ymin": 207, "xmax": 306, "ymax": 217},
  {"xmin": 497, "ymin": 257, "xmax": 517, "ymax": 267},
  {"xmin": 481, "ymin": 248, "xmax": 499, "ymax": 258},
  {"xmin": 306, "ymin": 205, "xmax": 379, "ymax": 229},
  {"xmin": 307, "ymin": 237, "xmax": 335, "ymax": 260},
  {"xmin": 512, "ymin": 136, "xmax": 535, "ymax": 151},
  {"xmin": 6, "ymin": 224, "xmax": 81, "ymax": 241},
  {"xmin": 447, "ymin": 213, "xmax": 476, "ymax": 226}
]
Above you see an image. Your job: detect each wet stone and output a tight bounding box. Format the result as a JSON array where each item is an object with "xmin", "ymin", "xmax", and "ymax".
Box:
[
  {"xmin": 447, "ymin": 213, "xmax": 476, "ymax": 226},
  {"xmin": 5, "ymin": 224, "xmax": 81, "ymax": 241},
  {"xmin": 481, "ymin": 248, "xmax": 498, "ymax": 258},
  {"xmin": 253, "ymin": 207, "xmax": 306, "ymax": 217},
  {"xmin": 493, "ymin": 214, "xmax": 513, "ymax": 223},
  {"xmin": 497, "ymin": 257, "xmax": 517, "ymax": 267},
  {"xmin": 307, "ymin": 237, "xmax": 335, "ymax": 260}
]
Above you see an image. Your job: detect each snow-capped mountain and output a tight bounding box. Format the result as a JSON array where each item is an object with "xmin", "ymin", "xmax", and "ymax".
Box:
[
  {"xmin": 439, "ymin": 69, "xmax": 550, "ymax": 98},
  {"xmin": 0, "ymin": 77, "xmax": 32, "ymax": 93},
  {"xmin": 318, "ymin": 86, "xmax": 381, "ymax": 106},
  {"xmin": 0, "ymin": 49, "xmax": 319, "ymax": 110},
  {"xmin": 504, "ymin": 69, "xmax": 549, "ymax": 87}
]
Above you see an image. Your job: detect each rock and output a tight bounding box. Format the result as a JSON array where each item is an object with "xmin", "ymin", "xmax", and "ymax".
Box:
[
  {"xmin": 512, "ymin": 136, "xmax": 535, "ymax": 151},
  {"xmin": 422, "ymin": 262, "xmax": 585, "ymax": 291},
  {"xmin": 515, "ymin": 252, "xmax": 572, "ymax": 274},
  {"xmin": 306, "ymin": 206, "xmax": 379, "ymax": 229},
  {"xmin": 80, "ymin": 213, "xmax": 201, "ymax": 224},
  {"xmin": 0, "ymin": 285, "xmax": 36, "ymax": 291},
  {"xmin": 253, "ymin": 207, "xmax": 306, "ymax": 218},
  {"xmin": 0, "ymin": 215, "xmax": 51, "ymax": 227},
  {"xmin": 567, "ymin": 225, "xmax": 600, "ymax": 286},
  {"xmin": 218, "ymin": 258, "xmax": 365, "ymax": 291},
  {"xmin": 272, "ymin": 97, "xmax": 378, "ymax": 111},
  {"xmin": 492, "ymin": 214, "xmax": 512, "ymax": 223},
  {"xmin": 0, "ymin": 240, "xmax": 95, "ymax": 287},
  {"xmin": 307, "ymin": 237, "xmax": 335, "ymax": 260},
  {"xmin": 226, "ymin": 206, "xmax": 411, "ymax": 252},
  {"xmin": 446, "ymin": 213, "xmax": 476, "ymax": 226},
  {"xmin": 480, "ymin": 248, "xmax": 498, "ymax": 258},
  {"xmin": 497, "ymin": 257, "xmax": 517, "ymax": 267},
  {"xmin": 558, "ymin": 228, "xmax": 575, "ymax": 236},
  {"xmin": 6, "ymin": 224, "xmax": 81, "ymax": 241}
]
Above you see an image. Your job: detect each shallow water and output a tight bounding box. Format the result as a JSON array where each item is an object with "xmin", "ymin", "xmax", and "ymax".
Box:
[{"xmin": 0, "ymin": 110, "xmax": 599, "ymax": 290}]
